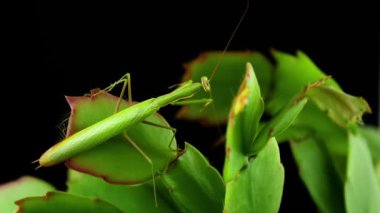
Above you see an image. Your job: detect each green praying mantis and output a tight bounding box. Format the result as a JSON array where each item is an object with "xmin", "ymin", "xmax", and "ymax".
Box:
[
  {"xmin": 37, "ymin": 1, "xmax": 249, "ymax": 208},
  {"xmin": 38, "ymin": 76, "xmax": 209, "ymax": 168},
  {"xmin": 38, "ymin": 74, "xmax": 212, "ymax": 207},
  {"xmin": 38, "ymin": 1, "xmax": 249, "ymax": 169}
]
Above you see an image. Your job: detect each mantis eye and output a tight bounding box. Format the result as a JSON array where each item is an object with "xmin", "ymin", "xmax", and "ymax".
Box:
[{"xmin": 201, "ymin": 76, "xmax": 211, "ymax": 92}]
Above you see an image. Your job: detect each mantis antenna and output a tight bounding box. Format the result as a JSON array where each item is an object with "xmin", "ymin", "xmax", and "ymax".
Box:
[{"xmin": 207, "ymin": 0, "xmax": 250, "ymax": 84}]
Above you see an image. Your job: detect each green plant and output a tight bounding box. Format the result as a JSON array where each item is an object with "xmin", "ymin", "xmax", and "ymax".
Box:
[{"xmin": 1, "ymin": 50, "xmax": 378, "ymax": 212}]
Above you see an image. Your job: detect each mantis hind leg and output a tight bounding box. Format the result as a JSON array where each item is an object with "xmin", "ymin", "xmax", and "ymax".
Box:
[
  {"xmin": 114, "ymin": 75, "xmax": 159, "ymax": 207},
  {"xmin": 123, "ymin": 132, "xmax": 158, "ymax": 208}
]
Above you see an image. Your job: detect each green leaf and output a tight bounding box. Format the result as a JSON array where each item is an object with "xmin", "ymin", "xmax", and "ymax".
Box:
[
  {"xmin": 67, "ymin": 169, "xmax": 177, "ymax": 212},
  {"xmin": 267, "ymin": 50, "xmax": 340, "ymax": 114},
  {"xmin": 290, "ymin": 137, "xmax": 345, "ymax": 212},
  {"xmin": 65, "ymin": 90, "xmax": 177, "ymax": 184},
  {"xmin": 307, "ymin": 85, "xmax": 371, "ymax": 127},
  {"xmin": 15, "ymin": 191, "xmax": 122, "ymax": 213},
  {"xmin": 0, "ymin": 176, "xmax": 55, "ymax": 213},
  {"xmin": 224, "ymin": 63, "xmax": 264, "ymax": 181},
  {"xmin": 224, "ymin": 138, "xmax": 284, "ymax": 213},
  {"xmin": 224, "ymin": 62, "xmax": 309, "ymax": 181},
  {"xmin": 161, "ymin": 143, "xmax": 225, "ymax": 213},
  {"xmin": 345, "ymin": 133, "xmax": 380, "ymax": 213},
  {"xmin": 252, "ymin": 77, "xmax": 339, "ymax": 155},
  {"xmin": 177, "ymin": 51, "xmax": 273, "ymax": 124},
  {"xmin": 251, "ymin": 97, "xmax": 307, "ymax": 155}
]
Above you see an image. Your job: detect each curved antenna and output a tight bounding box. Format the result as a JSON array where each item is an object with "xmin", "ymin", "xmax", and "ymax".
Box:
[{"xmin": 209, "ymin": 0, "xmax": 250, "ymax": 82}]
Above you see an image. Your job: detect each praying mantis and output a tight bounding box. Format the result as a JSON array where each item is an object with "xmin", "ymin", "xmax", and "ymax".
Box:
[
  {"xmin": 38, "ymin": 76, "xmax": 209, "ymax": 167},
  {"xmin": 37, "ymin": 0, "xmax": 249, "ymax": 208},
  {"xmin": 38, "ymin": 74, "xmax": 212, "ymax": 207},
  {"xmin": 38, "ymin": 0, "xmax": 249, "ymax": 169}
]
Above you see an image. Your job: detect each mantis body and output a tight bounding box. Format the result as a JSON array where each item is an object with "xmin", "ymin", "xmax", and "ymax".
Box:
[
  {"xmin": 38, "ymin": 76, "xmax": 211, "ymax": 208},
  {"xmin": 39, "ymin": 78, "xmax": 209, "ymax": 167}
]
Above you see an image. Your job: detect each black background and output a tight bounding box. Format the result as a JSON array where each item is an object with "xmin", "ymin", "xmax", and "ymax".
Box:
[{"xmin": 2, "ymin": 0, "xmax": 378, "ymax": 212}]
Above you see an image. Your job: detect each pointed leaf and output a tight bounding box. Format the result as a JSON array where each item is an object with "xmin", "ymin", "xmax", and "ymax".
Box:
[
  {"xmin": 290, "ymin": 137, "xmax": 345, "ymax": 212},
  {"xmin": 65, "ymin": 91, "xmax": 177, "ymax": 184},
  {"xmin": 224, "ymin": 63, "xmax": 264, "ymax": 181},
  {"xmin": 251, "ymin": 97, "xmax": 307, "ymax": 154},
  {"xmin": 225, "ymin": 138, "xmax": 284, "ymax": 213},
  {"xmin": 345, "ymin": 133, "xmax": 380, "ymax": 213},
  {"xmin": 161, "ymin": 143, "xmax": 225, "ymax": 212},
  {"xmin": 15, "ymin": 191, "xmax": 122, "ymax": 213},
  {"xmin": 177, "ymin": 51, "xmax": 273, "ymax": 124},
  {"xmin": 0, "ymin": 176, "xmax": 55, "ymax": 213}
]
